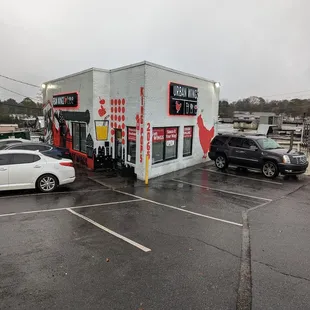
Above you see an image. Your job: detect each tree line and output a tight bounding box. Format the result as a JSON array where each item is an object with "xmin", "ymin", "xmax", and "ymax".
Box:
[
  {"xmin": 0, "ymin": 98, "xmax": 43, "ymax": 124},
  {"xmin": 219, "ymin": 97, "xmax": 310, "ymax": 118}
]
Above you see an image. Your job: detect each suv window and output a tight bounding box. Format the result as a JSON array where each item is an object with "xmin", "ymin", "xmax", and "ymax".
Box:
[
  {"xmin": 242, "ymin": 139, "xmax": 257, "ymax": 149},
  {"xmin": 11, "ymin": 154, "xmax": 41, "ymax": 164},
  {"xmin": 212, "ymin": 136, "xmax": 229, "ymax": 146},
  {"xmin": 0, "ymin": 154, "xmax": 10, "ymax": 165},
  {"xmin": 228, "ymin": 137, "xmax": 244, "ymax": 148}
]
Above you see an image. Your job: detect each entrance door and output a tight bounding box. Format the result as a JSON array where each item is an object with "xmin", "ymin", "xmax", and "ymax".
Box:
[{"xmin": 115, "ymin": 129, "xmax": 122, "ymax": 163}]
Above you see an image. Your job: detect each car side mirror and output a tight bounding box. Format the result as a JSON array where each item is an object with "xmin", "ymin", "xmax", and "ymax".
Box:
[{"xmin": 250, "ymin": 145, "xmax": 258, "ymax": 151}]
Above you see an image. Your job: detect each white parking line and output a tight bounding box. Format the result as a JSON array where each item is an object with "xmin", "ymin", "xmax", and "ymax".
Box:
[
  {"xmin": 173, "ymin": 179, "xmax": 272, "ymax": 202},
  {"xmin": 0, "ymin": 199, "xmax": 142, "ymax": 218},
  {"xmin": 199, "ymin": 168, "xmax": 283, "ymax": 185},
  {"xmin": 66, "ymin": 208, "xmax": 151, "ymax": 252},
  {"xmin": 0, "ymin": 188, "xmax": 111, "ymax": 199},
  {"xmin": 113, "ymin": 189, "xmax": 243, "ymax": 227}
]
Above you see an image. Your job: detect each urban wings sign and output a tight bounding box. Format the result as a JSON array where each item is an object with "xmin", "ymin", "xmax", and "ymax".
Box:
[
  {"xmin": 168, "ymin": 82, "xmax": 198, "ymax": 116},
  {"xmin": 52, "ymin": 92, "xmax": 79, "ymax": 108}
]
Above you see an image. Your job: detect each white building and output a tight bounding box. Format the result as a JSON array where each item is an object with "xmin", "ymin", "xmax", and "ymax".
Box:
[{"xmin": 42, "ymin": 61, "xmax": 220, "ymax": 180}]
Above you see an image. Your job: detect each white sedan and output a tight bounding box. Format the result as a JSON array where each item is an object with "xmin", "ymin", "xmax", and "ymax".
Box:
[{"xmin": 0, "ymin": 150, "xmax": 76, "ymax": 193}]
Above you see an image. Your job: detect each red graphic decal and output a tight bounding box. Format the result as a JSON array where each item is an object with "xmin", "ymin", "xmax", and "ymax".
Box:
[
  {"xmin": 111, "ymin": 129, "xmax": 115, "ymax": 135},
  {"xmin": 98, "ymin": 106, "xmax": 106, "ymax": 117},
  {"xmin": 122, "ymin": 138, "xmax": 125, "ymax": 145},
  {"xmin": 122, "ymin": 123, "xmax": 125, "ymax": 129},
  {"xmin": 139, "ymin": 87, "xmax": 144, "ymax": 163},
  {"xmin": 122, "ymin": 98, "xmax": 125, "ymax": 105},
  {"xmin": 146, "ymin": 123, "xmax": 151, "ymax": 159},
  {"xmin": 98, "ymin": 97, "xmax": 106, "ymax": 117},
  {"xmin": 122, "ymin": 130, "xmax": 125, "ymax": 137},
  {"xmin": 197, "ymin": 114, "xmax": 214, "ymax": 159},
  {"xmin": 175, "ymin": 101, "xmax": 182, "ymax": 113}
]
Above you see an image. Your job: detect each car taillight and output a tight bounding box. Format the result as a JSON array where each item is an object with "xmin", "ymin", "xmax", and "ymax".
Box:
[{"xmin": 60, "ymin": 162, "xmax": 74, "ymax": 167}]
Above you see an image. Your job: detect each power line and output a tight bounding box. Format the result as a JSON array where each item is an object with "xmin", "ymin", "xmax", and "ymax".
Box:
[
  {"xmin": 261, "ymin": 89, "xmax": 310, "ymax": 98},
  {"xmin": 0, "ymin": 74, "xmax": 40, "ymax": 88},
  {"xmin": 0, "ymin": 85, "xmax": 38, "ymax": 102}
]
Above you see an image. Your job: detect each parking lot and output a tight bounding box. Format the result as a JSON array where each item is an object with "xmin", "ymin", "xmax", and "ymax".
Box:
[{"xmin": 1, "ymin": 164, "xmax": 310, "ymax": 310}]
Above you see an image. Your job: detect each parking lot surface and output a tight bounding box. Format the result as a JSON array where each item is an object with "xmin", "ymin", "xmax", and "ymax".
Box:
[{"xmin": 1, "ymin": 164, "xmax": 310, "ymax": 309}]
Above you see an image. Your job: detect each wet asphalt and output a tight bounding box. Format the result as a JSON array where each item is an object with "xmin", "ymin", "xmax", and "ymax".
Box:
[{"xmin": 0, "ymin": 165, "xmax": 309, "ymax": 310}]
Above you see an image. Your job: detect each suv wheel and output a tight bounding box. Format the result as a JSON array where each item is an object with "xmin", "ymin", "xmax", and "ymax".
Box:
[
  {"xmin": 215, "ymin": 154, "xmax": 227, "ymax": 170},
  {"xmin": 262, "ymin": 161, "xmax": 279, "ymax": 178}
]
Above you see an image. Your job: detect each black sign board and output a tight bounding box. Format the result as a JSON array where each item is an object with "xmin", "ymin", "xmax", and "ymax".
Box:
[
  {"xmin": 169, "ymin": 82, "xmax": 198, "ymax": 116},
  {"xmin": 52, "ymin": 92, "xmax": 78, "ymax": 108}
]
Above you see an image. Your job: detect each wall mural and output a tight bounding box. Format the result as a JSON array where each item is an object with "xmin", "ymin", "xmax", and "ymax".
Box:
[
  {"xmin": 110, "ymin": 98, "xmax": 126, "ymax": 161},
  {"xmin": 197, "ymin": 114, "xmax": 214, "ymax": 159}
]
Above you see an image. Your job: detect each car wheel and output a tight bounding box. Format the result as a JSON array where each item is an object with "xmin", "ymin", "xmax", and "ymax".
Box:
[
  {"xmin": 262, "ymin": 161, "xmax": 279, "ymax": 178},
  {"xmin": 215, "ymin": 154, "xmax": 228, "ymax": 170},
  {"xmin": 37, "ymin": 174, "xmax": 58, "ymax": 193}
]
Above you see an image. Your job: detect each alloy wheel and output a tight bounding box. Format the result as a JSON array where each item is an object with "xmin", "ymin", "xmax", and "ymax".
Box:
[
  {"xmin": 216, "ymin": 156, "xmax": 226, "ymax": 169},
  {"xmin": 39, "ymin": 176, "xmax": 56, "ymax": 192},
  {"xmin": 263, "ymin": 162, "xmax": 276, "ymax": 177}
]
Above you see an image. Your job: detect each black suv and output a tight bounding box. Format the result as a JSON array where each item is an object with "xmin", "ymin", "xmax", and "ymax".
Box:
[{"xmin": 209, "ymin": 133, "xmax": 309, "ymax": 178}]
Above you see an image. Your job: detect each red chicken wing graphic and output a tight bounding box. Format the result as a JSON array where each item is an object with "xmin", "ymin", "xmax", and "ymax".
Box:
[
  {"xmin": 175, "ymin": 101, "xmax": 182, "ymax": 113},
  {"xmin": 197, "ymin": 114, "xmax": 215, "ymax": 159}
]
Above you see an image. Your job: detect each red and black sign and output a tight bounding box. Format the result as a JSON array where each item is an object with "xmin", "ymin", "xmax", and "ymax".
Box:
[
  {"xmin": 152, "ymin": 128, "xmax": 165, "ymax": 143},
  {"xmin": 52, "ymin": 92, "xmax": 79, "ymax": 108},
  {"xmin": 128, "ymin": 127, "xmax": 137, "ymax": 142},
  {"xmin": 169, "ymin": 82, "xmax": 198, "ymax": 116},
  {"xmin": 165, "ymin": 127, "xmax": 178, "ymax": 140}
]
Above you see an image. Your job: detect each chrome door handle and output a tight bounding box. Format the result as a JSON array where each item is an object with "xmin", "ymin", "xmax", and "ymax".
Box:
[
  {"xmin": 34, "ymin": 165, "xmax": 41, "ymax": 168},
  {"xmin": 0, "ymin": 168, "xmax": 7, "ymax": 171},
  {"xmin": 236, "ymin": 150, "xmax": 245, "ymax": 153}
]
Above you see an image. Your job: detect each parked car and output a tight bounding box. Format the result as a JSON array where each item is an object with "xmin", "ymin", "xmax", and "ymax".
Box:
[
  {"xmin": 0, "ymin": 142, "xmax": 72, "ymax": 159},
  {"xmin": 0, "ymin": 138, "xmax": 31, "ymax": 148},
  {"xmin": 0, "ymin": 150, "xmax": 75, "ymax": 192},
  {"xmin": 209, "ymin": 133, "xmax": 309, "ymax": 178}
]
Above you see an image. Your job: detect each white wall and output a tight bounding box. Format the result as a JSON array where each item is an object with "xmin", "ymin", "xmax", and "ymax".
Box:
[
  {"xmin": 110, "ymin": 64, "xmax": 145, "ymax": 179},
  {"xmin": 92, "ymin": 70, "xmax": 110, "ymax": 151},
  {"xmin": 144, "ymin": 63, "xmax": 219, "ymax": 179}
]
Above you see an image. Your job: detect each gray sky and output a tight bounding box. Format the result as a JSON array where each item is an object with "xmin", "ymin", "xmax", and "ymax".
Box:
[{"xmin": 1, "ymin": 0, "xmax": 309, "ymax": 102}]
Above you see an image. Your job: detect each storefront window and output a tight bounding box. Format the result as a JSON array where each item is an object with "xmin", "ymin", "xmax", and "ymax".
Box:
[
  {"xmin": 127, "ymin": 127, "xmax": 136, "ymax": 163},
  {"xmin": 72, "ymin": 122, "xmax": 87, "ymax": 153},
  {"xmin": 165, "ymin": 127, "xmax": 178, "ymax": 160},
  {"xmin": 183, "ymin": 126, "xmax": 193, "ymax": 156},
  {"xmin": 152, "ymin": 127, "xmax": 178, "ymax": 164}
]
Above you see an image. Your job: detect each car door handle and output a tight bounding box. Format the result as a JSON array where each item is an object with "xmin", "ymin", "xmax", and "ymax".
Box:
[
  {"xmin": 235, "ymin": 150, "xmax": 245, "ymax": 153},
  {"xmin": 0, "ymin": 167, "xmax": 7, "ymax": 171},
  {"xmin": 34, "ymin": 165, "xmax": 42, "ymax": 168}
]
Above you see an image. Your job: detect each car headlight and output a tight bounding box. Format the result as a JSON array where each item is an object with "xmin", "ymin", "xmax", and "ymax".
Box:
[{"xmin": 283, "ymin": 155, "xmax": 291, "ymax": 164}]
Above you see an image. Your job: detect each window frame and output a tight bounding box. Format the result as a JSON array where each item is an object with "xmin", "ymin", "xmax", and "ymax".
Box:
[
  {"xmin": 183, "ymin": 126, "xmax": 194, "ymax": 157},
  {"xmin": 72, "ymin": 122, "xmax": 87, "ymax": 153},
  {"xmin": 152, "ymin": 127, "xmax": 179, "ymax": 164}
]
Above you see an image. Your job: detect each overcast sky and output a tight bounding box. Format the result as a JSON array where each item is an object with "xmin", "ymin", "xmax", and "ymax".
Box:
[{"xmin": 1, "ymin": 0, "xmax": 309, "ymax": 102}]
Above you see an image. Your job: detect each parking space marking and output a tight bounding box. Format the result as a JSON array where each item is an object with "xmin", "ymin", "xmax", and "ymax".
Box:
[
  {"xmin": 0, "ymin": 199, "xmax": 142, "ymax": 218},
  {"xmin": 113, "ymin": 189, "xmax": 243, "ymax": 227},
  {"xmin": 173, "ymin": 179, "xmax": 272, "ymax": 202},
  {"xmin": 199, "ymin": 168, "xmax": 283, "ymax": 185},
  {"xmin": 66, "ymin": 208, "xmax": 152, "ymax": 252},
  {"xmin": 0, "ymin": 188, "xmax": 112, "ymax": 199}
]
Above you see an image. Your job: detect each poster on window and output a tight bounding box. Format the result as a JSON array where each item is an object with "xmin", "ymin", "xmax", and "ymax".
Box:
[
  {"xmin": 165, "ymin": 128, "xmax": 178, "ymax": 140},
  {"xmin": 184, "ymin": 126, "xmax": 193, "ymax": 138},
  {"xmin": 152, "ymin": 128, "xmax": 165, "ymax": 142},
  {"xmin": 128, "ymin": 127, "xmax": 137, "ymax": 142}
]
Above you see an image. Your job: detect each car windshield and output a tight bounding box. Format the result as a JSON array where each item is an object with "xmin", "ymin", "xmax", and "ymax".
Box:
[{"xmin": 257, "ymin": 138, "xmax": 283, "ymax": 150}]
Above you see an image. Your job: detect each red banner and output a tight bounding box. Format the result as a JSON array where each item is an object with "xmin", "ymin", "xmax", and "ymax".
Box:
[
  {"xmin": 128, "ymin": 127, "xmax": 136, "ymax": 142},
  {"xmin": 165, "ymin": 127, "xmax": 178, "ymax": 140},
  {"xmin": 152, "ymin": 128, "xmax": 165, "ymax": 143},
  {"xmin": 184, "ymin": 126, "xmax": 193, "ymax": 138}
]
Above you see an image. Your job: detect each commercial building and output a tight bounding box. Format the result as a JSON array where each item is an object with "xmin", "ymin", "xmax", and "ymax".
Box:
[{"xmin": 42, "ymin": 61, "xmax": 219, "ymax": 181}]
